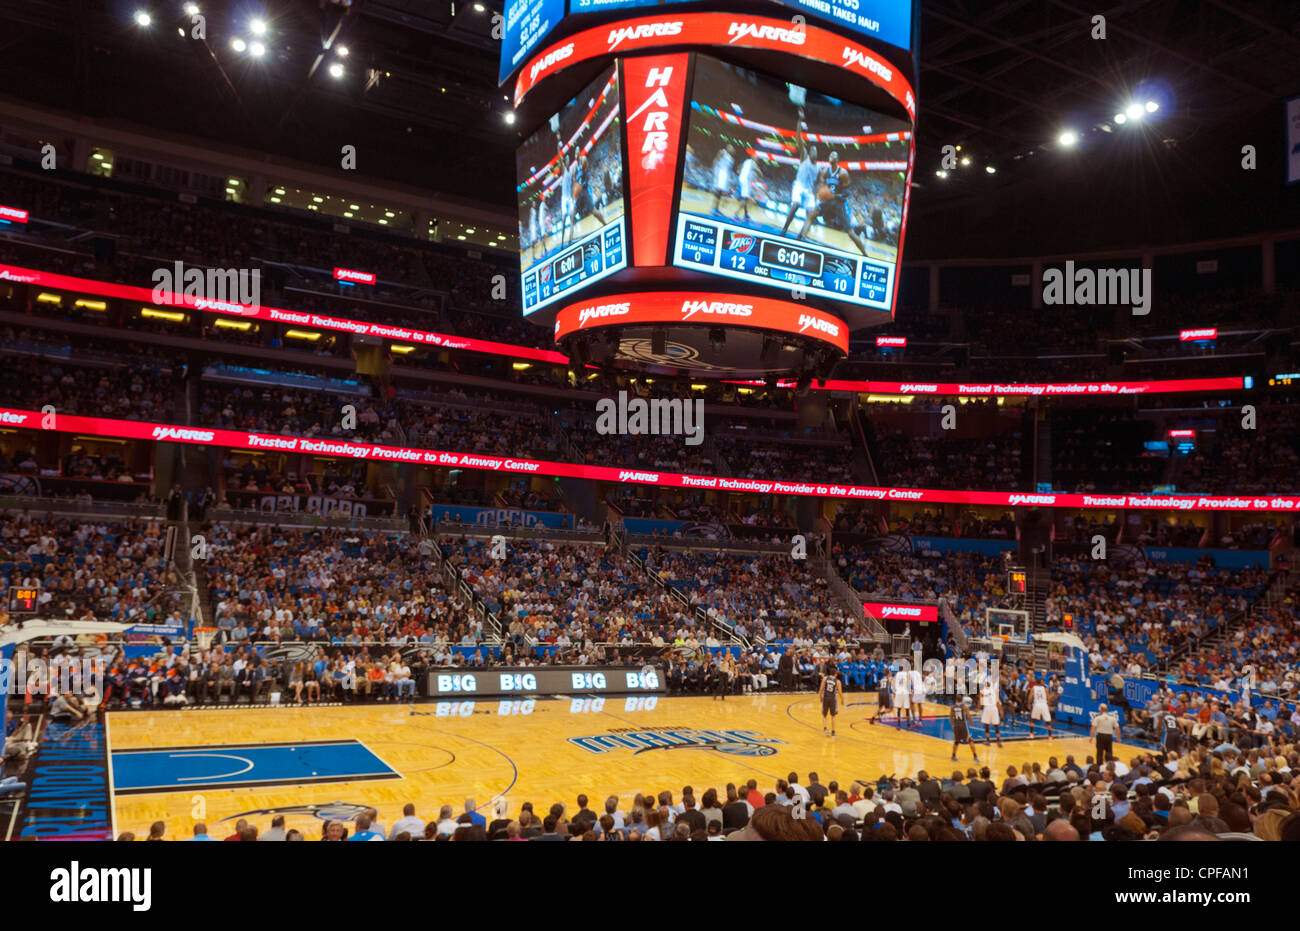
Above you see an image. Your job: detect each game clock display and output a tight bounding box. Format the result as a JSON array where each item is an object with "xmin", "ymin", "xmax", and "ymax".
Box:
[
  {"xmin": 8, "ymin": 584, "xmax": 40, "ymax": 615},
  {"xmin": 673, "ymin": 56, "xmax": 909, "ymax": 313},
  {"xmin": 522, "ymin": 218, "xmax": 625, "ymax": 312},
  {"xmin": 675, "ymin": 217, "xmax": 893, "ymax": 306}
]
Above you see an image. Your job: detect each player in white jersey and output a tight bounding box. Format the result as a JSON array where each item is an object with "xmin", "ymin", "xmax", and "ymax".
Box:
[
  {"xmin": 909, "ymin": 668, "xmax": 926, "ymax": 729},
  {"xmin": 780, "ymin": 113, "xmax": 819, "ymax": 239},
  {"xmin": 891, "ymin": 667, "xmax": 912, "ymax": 729},
  {"xmin": 709, "ymin": 144, "xmax": 736, "ymax": 215},
  {"xmin": 1028, "ymin": 679, "xmax": 1054, "ymax": 738},
  {"xmin": 537, "ymin": 192, "xmax": 552, "ymax": 257},
  {"xmin": 527, "ymin": 201, "xmax": 538, "ymax": 255},
  {"xmin": 980, "ymin": 680, "xmax": 1004, "ymax": 746},
  {"xmin": 735, "ymin": 155, "xmax": 763, "ymax": 221},
  {"xmin": 559, "ymin": 154, "xmax": 577, "ymax": 248}
]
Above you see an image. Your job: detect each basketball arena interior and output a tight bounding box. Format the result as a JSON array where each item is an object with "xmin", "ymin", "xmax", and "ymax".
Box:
[{"xmin": 1, "ymin": 0, "xmax": 1300, "ymax": 891}]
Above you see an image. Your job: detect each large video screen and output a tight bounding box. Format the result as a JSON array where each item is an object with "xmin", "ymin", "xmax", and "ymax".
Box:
[
  {"xmin": 516, "ymin": 64, "xmax": 627, "ymax": 316},
  {"xmin": 672, "ymin": 56, "xmax": 910, "ymax": 313}
]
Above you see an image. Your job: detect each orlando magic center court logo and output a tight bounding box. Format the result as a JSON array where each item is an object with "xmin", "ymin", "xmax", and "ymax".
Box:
[{"xmin": 568, "ymin": 728, "xmax": 785, "ymax": 757}]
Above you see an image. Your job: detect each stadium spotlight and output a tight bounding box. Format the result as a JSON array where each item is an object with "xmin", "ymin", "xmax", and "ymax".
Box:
[
  {"xmin": 960, "ymin": 156, "xmax": 971, "ymax": 166},
  {"xmin": 473, "ymin": 2, "xmax": 486, "ymax": 10},
  {"xmin": 231, "ymin": 37, "xmax": 247, "ymax": 52},
  {"xmin": 250, "ymin": 18, "xmax": 267, "ymax": 36},
  {"xmin": 134, "ymin": 10, "xmax": 152, "ymax": 27},
  {"xmin": 1125, "ymin": 102, "xmax": 1144, "ymax": 121},
  {"xmin": 935, "ymin": 169, "xmax": 948, "ymax": 178},
  {"xmin": 183, "ymin": 3, "xmax": 199, "ymax": 15},
  {"xmin": 249, "ymin": 41, "xmax": 266, "ymax": 57},
  {"xmin": 985, "ymin": 165, "xmax": 996, "ymax": 174},
  {"xmin": 1058, "ymin": 130, "xmax": 1078, "ymax": 147},
  {"xmin": 335, "ymin": 45, "xmax": 349, "ymax": 57},
  {"xmin": 328, "ymin": 62, "xmax": 345, "ymax": 79},
  {"xmin": 1113, "ymin": 112, "xmax": 1127, "ymax": 125},
  {"xmin": 1145, "ymin": 100, "xmax": 1159, "ymax": 113},
  {"xmin": 504, "ymin": 111, "xmax": 516, "ymax": 125}
]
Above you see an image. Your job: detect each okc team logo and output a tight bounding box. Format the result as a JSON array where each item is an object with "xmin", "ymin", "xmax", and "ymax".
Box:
[
  {"xmin": 569, "ymin": 728, "xmax": 785, "ymax": 757},
  {"xmin": 726, "ymin": 233, "xmax": 757, "ymax": 254}
]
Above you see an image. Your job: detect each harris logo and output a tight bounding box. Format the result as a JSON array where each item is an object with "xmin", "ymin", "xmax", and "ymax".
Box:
[{"xmin": 568, "ymin": 728, "xmax": 785, "ymax": 757}]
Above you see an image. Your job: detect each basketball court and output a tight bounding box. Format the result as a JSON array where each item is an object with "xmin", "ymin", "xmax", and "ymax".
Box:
[{"xmin": 104, "ymin": 694, "xmax": 1139, "ymax": 839}]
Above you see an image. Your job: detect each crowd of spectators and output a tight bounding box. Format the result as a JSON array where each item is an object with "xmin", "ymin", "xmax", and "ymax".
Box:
[
  {"xmin": 0, "ymin": 514, "xmax": 181, "ymax": 626},
  {"xmin": 872, "ymin": 427, "xmax": 1025, "ymax": 491},
  {"xmin": 642, "ymin": 547, "xmax": 854, "ymax": 642}
]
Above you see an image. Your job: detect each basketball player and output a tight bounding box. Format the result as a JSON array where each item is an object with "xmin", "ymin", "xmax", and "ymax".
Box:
[
  {"xmin": 735, "ymin": 153, "xmax": 763, "ymax": 222},
  {"xmin": 570, "ymin": 153, "xmax": 604, "ymax": 240},
  {"xmin": 1028, "ymin": 678, "xmax": 1054, "ymax": 739},
  {"xmin": 869, "ymin": 667, "xmax": 891, "ymax": 724},
  {"xmin": 980, "ymin": 677, "xmax": 1004, "ymax": 746},
  {"xmin": 809, "ymin": 152, "xmax": 870, "ymax": 255},
  {"xmin": 536, "ymin": 189, "xmax": 552, "ymax": 257},
  {"xmin": 909, "ymin": 664, "xmax": 926, "ymax": 729},
  {"xmin": 950, "ymin": 696, "xmax": 980, "ymax": 762},
  {"xmin": 709, "ymin": 144, "xmax": 736, "ymax": 215},
  {"xmin": 558, "ymin": 150, "xmax": 577, "ymax": 248},
  {"xmin": 819, "ymin": 662, "xmax": 843, "ymax": 737},
  {"xmin": 1159, "ymin": 705, "xmax": 1183, "ymax": 755},
  {"xmin": 891, "ymin": 665, "xmax": 912, "ymax": 730},
  {"xmin": 780, "ymin": 114, "xmax": 818, "ymax": 239}
]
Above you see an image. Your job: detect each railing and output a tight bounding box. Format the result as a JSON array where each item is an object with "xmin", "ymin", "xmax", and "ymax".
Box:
[
  {"xmin": 204, "ymin": 505, "xmax": 406, "ymax": 532},
  {"xmin": 435, "ymin": 522, "xmax": 604, "ymax": 544},
  {"xmin": 0, "ymin": 495, "xmax": 165, "ymax": 520}
]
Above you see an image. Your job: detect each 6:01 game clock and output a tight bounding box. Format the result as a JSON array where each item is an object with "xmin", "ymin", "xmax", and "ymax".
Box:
[{"xmin": 8, "ymin": 584, "xmax": 40, "ymax": 615}]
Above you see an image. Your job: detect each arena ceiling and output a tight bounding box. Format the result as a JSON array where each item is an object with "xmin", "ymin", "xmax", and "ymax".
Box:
[{"xmin": 0, "ymin": 0, "xmax": 1297, "ymax": 256}]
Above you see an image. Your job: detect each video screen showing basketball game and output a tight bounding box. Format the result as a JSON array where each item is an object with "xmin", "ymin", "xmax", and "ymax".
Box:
[
  {"xmin": 672, "ymin": 56, "xmax": 911, "ymax": 312},
  {"xmin": 516, "ymin": 63, "xmax": 626, "ymax": 316}
]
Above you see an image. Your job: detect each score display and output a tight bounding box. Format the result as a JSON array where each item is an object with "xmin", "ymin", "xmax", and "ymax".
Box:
[
  {"xmin": 427, "ymin": 665, "xmax": 664, "ymax": 698},
  {"xmin": 8, "ymin": 583, "xmax": 40, "ymax": 615},
  {"xmin": 517, "ymin": 64, "xmax": 627, "ymax": 315},
  {"xmin": 672, "ymin": 56, "xmax": 909, "ymax": 313}
]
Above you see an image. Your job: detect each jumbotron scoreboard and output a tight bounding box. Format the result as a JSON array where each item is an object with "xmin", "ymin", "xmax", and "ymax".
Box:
[{"xmin": 504, "ymin": 1, "xmax": 918, "ymax": 378}]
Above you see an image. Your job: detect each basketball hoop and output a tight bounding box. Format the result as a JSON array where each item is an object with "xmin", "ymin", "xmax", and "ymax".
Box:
[{"xmin": 194, "ymin": 627, "xmax": 218, "ymax": 650}]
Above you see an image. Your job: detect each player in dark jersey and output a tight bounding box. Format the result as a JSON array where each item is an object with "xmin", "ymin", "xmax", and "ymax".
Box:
[
  {"xmin": 566, "ymin": 154, "xmax": 604, "ymax": 248},
  {"xmin": 1160, "ymin": 708, "xmax": 1184, "ymax": 754},
  {"xmin": 809, "ymin": 152, "xmax": 870, "ymax": 256},
  {"xmin": 950, "ymin": 696, "xmax": 980, "ymax": 762},
  {"xmin": 819, "ymin": 662, "xmax": 843, "ymax": 737},
  {"xmin": 869, "ymin": 671, "xmax": 891, "ymax": 724}
]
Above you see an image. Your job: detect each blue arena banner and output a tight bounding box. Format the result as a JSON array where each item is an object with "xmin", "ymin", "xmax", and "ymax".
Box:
[
  {"xmin": 430, "ymin": 505, "xmax": 573, "ymax": 529},
  {"xmin": 911, "ymin": 537, "xmax": 1018, "ymax": 557},
  {"xmin": 500, "ymin": 0, "xmax": 566, "ymax": 83},
  {"xmin": 624, "ymin": 518, "xmax": 685, "ymax": 535},
  {"xmin": 566, "ymin": 0, "xmax": 913, "ymax": 52},
  {"xmin": 1142, "ymin": 546, "xmax": 1269, "ymax": 569}
]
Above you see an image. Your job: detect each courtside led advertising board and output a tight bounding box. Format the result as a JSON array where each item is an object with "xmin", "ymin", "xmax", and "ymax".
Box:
[
  {"xmin": 673, "ymin": 56, "xmax": 910, "ymax": 313},
  {"xmin": 517, "ymin": 64, "xmax": 628, "ymax": 315}
]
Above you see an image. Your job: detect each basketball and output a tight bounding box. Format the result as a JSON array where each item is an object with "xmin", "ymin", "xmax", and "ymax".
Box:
[{"xmin": 817, "ymin": 183, "xmax": 834, "ymax": 202}]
